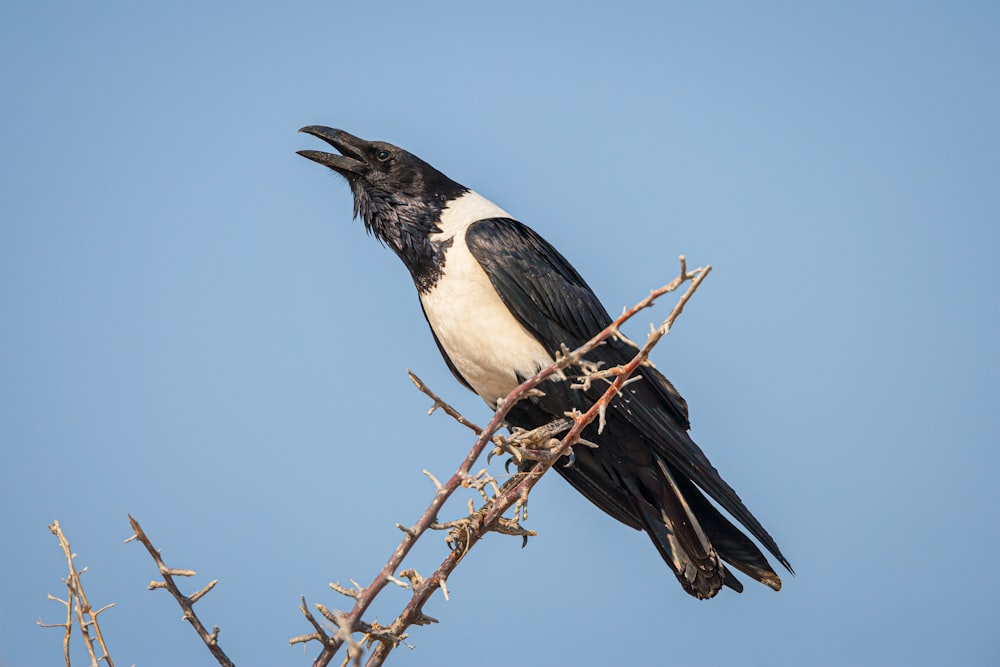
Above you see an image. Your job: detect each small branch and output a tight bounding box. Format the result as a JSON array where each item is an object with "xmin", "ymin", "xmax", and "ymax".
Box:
[
  {"xmin": 38, "ymin": 592, "xmax": 73, "ymax": 667},
  {"xmin": 408, "ymin": 371, "xmax": 483, "ymax": 435},
  {"xmin": 126, "ymin": 515, "xmax": 235, "ymax": 667},
  {"xmin": 39, "ymin": 520, "xmax": 116, "ymax": 667},
  {"xmin": 290, "ymin": 596, "xmax": 334, "ymax": 650}
]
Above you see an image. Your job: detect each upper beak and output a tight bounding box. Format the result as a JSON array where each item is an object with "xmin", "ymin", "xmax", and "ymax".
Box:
[{"xmin": 297, "ymin": 126, "xmax": 370, "ymax": 176}]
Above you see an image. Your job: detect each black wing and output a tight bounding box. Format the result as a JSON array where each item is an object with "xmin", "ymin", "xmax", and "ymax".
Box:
[
  {"xmin": 464, "ymin": 217, "xmax": 610, "ymax": 351},
  {"xmin": 465, "ymin": 217, "xmax": 689, "ymax": 426},
  {"xmin": 465, "ymin": 217, "xmax": 792, "ymax": 588}
]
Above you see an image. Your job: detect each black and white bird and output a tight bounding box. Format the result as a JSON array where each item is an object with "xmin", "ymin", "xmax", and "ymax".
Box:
[{"xmin": 298, "ymin": 126, "xmax": 792, "ymax": 599}]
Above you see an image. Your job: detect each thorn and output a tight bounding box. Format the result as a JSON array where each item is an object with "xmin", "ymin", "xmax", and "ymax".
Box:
[
  {"xmin": 188, "ymin": 579, "xmax": 217, "ymax": 604},
  {"xmin": 440, "ymin": 577, "xmax": 450, "ymax": 602},
  {"xmin": 314, "ymin": 603, "xmax": 338, "ymax": 623},
  {"xmin": 422, "ymin": 469, "xmax": 444, "ymax": 491},
  {"xmin": 161, "ymin": 567, "xmax": 196, "ymax": 577},
  {"xmin": 330, "ymin": 582, "xmax": 360, "ymax": 599}
]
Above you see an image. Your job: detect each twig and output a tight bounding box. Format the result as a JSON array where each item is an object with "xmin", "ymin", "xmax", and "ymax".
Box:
[
  {"xmin": 38, "ymin": 592, "xmax": 73, "ymax": 667},
  {"xmin": 306, "ymin": 257, "xmax": 710, "ymax": 666},
  {"xmin": 125, "ymin": 515, "xmax": 234, "ymax": 667},
  {"xmin": 38, "ymin": 519, "xmax": 116, "ymax": 667},
  {"xmin": 408, "ymin": 371, "xmax": 483, "ymax": 435}
]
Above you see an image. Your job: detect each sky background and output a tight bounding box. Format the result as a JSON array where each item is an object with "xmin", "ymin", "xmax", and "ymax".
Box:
[{"xmin": 2, "ymin": 2, "xmax": 998, "ymax": 666}]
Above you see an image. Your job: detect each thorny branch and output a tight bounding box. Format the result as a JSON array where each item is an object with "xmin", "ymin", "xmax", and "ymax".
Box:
[
  {"xmin": 299, "ymin": 256, "xmax": 711, "ymax": 666},
  {"xmin": 38, "ymin": 520, "xmax": 116, "ymax": 667},
  {"xmin": 125, "ymin": 515, "xmax": 234, "ymax": 667}
]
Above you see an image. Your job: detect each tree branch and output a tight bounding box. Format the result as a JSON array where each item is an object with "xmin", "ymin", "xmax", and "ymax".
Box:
[
  {"xmin": 302, "ymin": 256, "xmax": 711, "ymax": 666},
  {"xmin": 125, "ymin": 515, "xmax": 234, "ymax": 667},
  {"xmin": 38, "ymin": 519, "xmax": 116, "ymax": 667}
]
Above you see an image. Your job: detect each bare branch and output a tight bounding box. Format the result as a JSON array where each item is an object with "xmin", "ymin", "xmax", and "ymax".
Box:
[
  {"xmin": 39, "ymin": 520, "xmax": 116, "ymax": 667},
  {"xmin": 38, "ymin": 591, "xmax": 73, "ymax": 667},
  {"xmin": 408, "ymin": 370, "xmax": 483, "ymax": 435},
  {"xmin": 290, "ymin": 595, "xmax": 335, "ymax": 651},
  {"xmin": 126, "ymin": 515, "xmax": 235, "ymax": 667}
]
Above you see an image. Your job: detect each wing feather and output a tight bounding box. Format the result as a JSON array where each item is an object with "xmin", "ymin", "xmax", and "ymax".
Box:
[{"xmin": 464, "ymin": 217, "xmax": 792, "ymax": 578}]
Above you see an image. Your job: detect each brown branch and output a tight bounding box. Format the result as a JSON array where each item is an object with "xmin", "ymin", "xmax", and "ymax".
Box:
[
  {"xmin": 125, "ymin": 515, "xmax": 234, "ymax": 667},
  {"xmin": 364, "ymin": 258, "xmax": 711, "ymax": 665},
  {"xmin": 38, "ymin": 519, "xmax": 116, "ymax": 667},
  {"xmin": 38, "ymin": 592, "xmax": 73, "ymax": 667},
  {"xmin": 408, "ymin": 371, "xmax": 483, "ymax": 435},
  {"xmin": 305, "ymin": 256, "xmax": 710, "ymax": 666}
]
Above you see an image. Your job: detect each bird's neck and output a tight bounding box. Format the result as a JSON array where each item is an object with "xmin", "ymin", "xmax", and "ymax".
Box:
[{"xmin": 355, "ymin": 186, "xmax": 465, "ymax": 293}]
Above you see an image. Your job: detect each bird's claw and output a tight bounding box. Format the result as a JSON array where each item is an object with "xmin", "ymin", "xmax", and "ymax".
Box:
[{"xmin": 562, "ymin": 448, "xmax": 577, "ymax": 468}]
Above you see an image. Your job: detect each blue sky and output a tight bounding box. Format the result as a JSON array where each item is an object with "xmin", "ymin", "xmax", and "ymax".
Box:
[{"xmin": 2, "ymin": 2, "xmax": 998, "ymax": 665}]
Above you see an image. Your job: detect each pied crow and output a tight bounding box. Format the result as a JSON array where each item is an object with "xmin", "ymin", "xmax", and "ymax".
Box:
[{"xmin": 297, "ymin": 126, "xmax": 792, "ymax": 599}]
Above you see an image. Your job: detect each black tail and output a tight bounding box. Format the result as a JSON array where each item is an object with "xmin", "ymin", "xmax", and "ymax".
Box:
[
  {"xmin": 671, "ymin": 470, "xmax": 784, "ymax": 591},
  {"xmin": 508, "ymin": 371, "xmax": 792, "ymax": 599},
  {"xmin": 622, "ymin": 455, "xmax": 735, "ymax": 598},
  {"xmin": 566, "ymin": 449, "xmax": 784, "ymax": 599}
]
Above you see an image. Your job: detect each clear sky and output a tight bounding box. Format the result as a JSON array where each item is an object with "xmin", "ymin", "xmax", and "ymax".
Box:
[{"xmin": 2, "ymin": 2, "xmax": 998, "ymax": 666}]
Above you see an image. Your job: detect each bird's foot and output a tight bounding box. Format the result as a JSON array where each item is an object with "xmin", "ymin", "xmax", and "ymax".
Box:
[{"xmin": 488, "ymin": 418, "xmax": 573, "ymax": 466}]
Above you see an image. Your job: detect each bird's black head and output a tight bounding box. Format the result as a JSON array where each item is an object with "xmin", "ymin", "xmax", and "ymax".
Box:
[{"xmin": 297, "ymin": 126, "xmax": 466, "ymax": 243}]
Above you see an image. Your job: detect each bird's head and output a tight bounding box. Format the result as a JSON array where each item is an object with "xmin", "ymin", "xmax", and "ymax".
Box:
[{"xmin": 297, "ymin": 126, "xmax": 466, "ymax": 246}]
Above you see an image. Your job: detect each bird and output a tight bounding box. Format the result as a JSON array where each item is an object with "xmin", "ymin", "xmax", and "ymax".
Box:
[{"xmin": 297, "ymin": 126, "xmax": 792, "ymax": 599}]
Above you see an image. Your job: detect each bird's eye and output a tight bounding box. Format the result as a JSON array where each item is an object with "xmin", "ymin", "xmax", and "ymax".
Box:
[{"xmin": 375, "ymin": 149, "xmax": 391, "ymax": 163}]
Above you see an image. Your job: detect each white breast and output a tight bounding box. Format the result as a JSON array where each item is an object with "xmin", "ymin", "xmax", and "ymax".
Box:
[{"xmin": 420, "ymin": 191, "xmax": 554, "ymax": 406}]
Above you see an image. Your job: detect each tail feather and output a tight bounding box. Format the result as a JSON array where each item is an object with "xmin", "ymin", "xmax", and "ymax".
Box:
[
  {"xmin": 621, "ymin": 457, "xmax": 735, "ymax": 599},
  {"xmin": 506, "ymin": 387, "xmax": 791, "ymax": 599},
  {"xmin": 673, "ymin": 473, "xmax": 784, "ymax": 590}
]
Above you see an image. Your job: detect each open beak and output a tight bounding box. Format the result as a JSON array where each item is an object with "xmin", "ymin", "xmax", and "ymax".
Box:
[{"xmin": 297, "ymin": 126, "xmax": 370, "ymax": 177}]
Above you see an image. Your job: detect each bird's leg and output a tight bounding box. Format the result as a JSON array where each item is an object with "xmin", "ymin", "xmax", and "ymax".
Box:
[
  {"xmin": 514, "ymin": 483, "xmax": 530, "ymax": 524},
  {"xmin": 430, "ymin": 474, "xmax": 537, "ymax": 551},
  {"xmin": 489, "ymin": 418, "xmax": 573, "ymax": 465}
]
